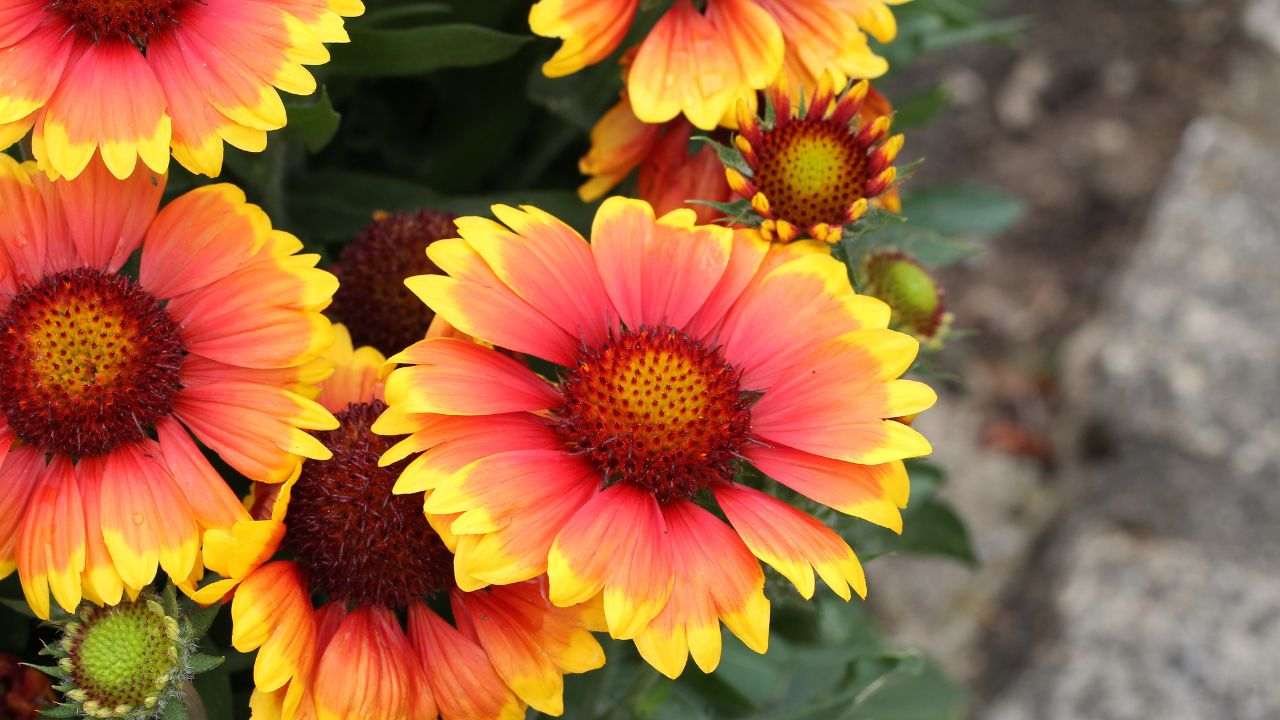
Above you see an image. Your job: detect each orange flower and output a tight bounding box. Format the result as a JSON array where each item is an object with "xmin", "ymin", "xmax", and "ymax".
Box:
[
  {"xmin": 0, "ymin": 156, "xmax": 338, "ymax": 619},
  {"xmin": 376, "ymin": 198, "xmax": 936, "ymax": 678},
  {"xmin": 0, "ymin": 0, "xmax": 363, "ymax": 180},
  {"xmin": 579, "ymin": 94, "xmax": 731, "ymax": 224},
  {"xmin": 193, "ymin": 327, "xmax": 604, "ymax": 720},
  {"xmin": 726, "ymin": 77, "xmax": 904, "ymax": 243},
  {"xmin": 531, "ymin": 0, "xmax": 907, "ymax": 129}
]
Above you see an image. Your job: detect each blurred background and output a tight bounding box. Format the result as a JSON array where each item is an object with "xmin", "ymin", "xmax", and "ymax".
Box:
[{"xmin": 873, "ymin": 0, "xmax": 1280, "ymax": 717}]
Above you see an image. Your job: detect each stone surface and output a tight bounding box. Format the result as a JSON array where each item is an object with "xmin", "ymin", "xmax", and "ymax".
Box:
[
  {"xmin": 1074, "ymin": 116, "xmax": 1280, "ymax": 553},
  {"xmin": 1244, "ymin": 0, "xmax": 1280, "ymax": 56},
  {"xmin": 986, "ymin": 528, "xmax": 1280, "ymax": 720},
  {"xmin": 981, "ymin": 112, "xmax": 1280, "ymax": 718}
]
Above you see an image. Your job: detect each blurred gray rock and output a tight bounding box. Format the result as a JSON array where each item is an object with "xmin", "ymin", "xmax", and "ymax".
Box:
[
  {"xmin": 1077, "ymin": 115, "xmax": 1280, "ymax": 551},
  {"xmin": 983, "ymin": 114, "xmax": 1280, "ymax": 718},
  {"xmin": 1244, "ymin": 0, "xmax": 1280, "ymax": 56},
  {"xmin": 986, "ymin": 529, "xmax": 1280, "ymax": 720}
]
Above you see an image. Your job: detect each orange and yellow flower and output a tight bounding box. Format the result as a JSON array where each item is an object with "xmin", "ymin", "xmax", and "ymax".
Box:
[
  {"xmin": 578, "ymin": 94, "xmax": 731, "ymax": 224},
  {"xmin": 0, "ymin": 0, "xmax": 363, "ymax": 180},
  {"xmin": 726, "ymin": 77, "xmax": 904, "ymax": 244},
  {"xmin": 194, "ymin": 327, "xmax": 604, "ymax": 720},
  {"xmin": 531, "ymin": 0, "xmax": 908, "ymax": 129},
  {"xmin": 0, "ymin": 156, "xmax": 338, "ymax": 619},
  {"xmin": 375, "ymin": 198, "xmax": 936, "ymax": 678}
]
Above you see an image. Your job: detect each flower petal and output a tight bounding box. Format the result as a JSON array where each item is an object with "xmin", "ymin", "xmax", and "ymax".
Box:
[
  {"xmin": 715, "ymin": 482, "xmax": 866, "ymax": 601},
  {"xmin": 547, "ymin": 483, "xmax": 674, "ymax": 639},
  {"xmin": 385, "ymin": 338, "xmax": 560, "ymax": 416}
]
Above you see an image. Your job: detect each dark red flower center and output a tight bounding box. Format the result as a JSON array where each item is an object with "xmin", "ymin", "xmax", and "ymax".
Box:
[
  {"xmin": 0, "ymin": 268, "xmax": 184, "ymax": 457},
  {"xmin": 329, "ymin": 210, "xmax": 457, "ymax": 356},
  {"xmin": 556, "ymin": 326, "xmax": 752, "ymax": 503},
  {"xmin": 284, "ymin": 400, "xmax": 456, "ymax": 610},
  {"xmin": 46, "ymin": 0, "xmax": 190, "ymax": 45},
  {"xmin": 753, "ymin": 119, "xmax": 869, "ymax": 230}
]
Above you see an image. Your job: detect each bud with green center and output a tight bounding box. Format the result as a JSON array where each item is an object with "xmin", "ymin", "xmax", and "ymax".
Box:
[
  {"xmin": 36, "ymin": 589, "xmax": 222, "ymax": 720},
  {"xmin": 857, "ymin": 249, "xmax": 953, "ymax": 348}
]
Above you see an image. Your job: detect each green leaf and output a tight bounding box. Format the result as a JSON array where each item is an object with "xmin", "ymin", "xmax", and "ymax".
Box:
[
  {"xmin": 693, "ymin": 135, "xmax": 751, "ymax": 176},
  {"xmin": 894, "ymin": 499, "xmax": 978, "ymax": 565},
  {"xmin": 185, "ymin": 602, "xmax": 222, "ymax": 640},
  {"xmin": 904, "ymin": 183, "xmax": 1026, "ymax": 237},
  {"xmin": 846, "ymin": 659, "xmax": 967, "ymax": 719},
  {"xmin": 159, "ymin": 697, "xmax": 190, "ymax": 720},
  {"xmin": 845, "ymin": 221, "xmax": 982, "ymax": 269},
  {"xmin": 328, "ymin": 24, "xmax": 531, "ymax": 77},
  {"xmin": 526, "ymin": 60, "xmax": 622, "ymax": 131},
  {"xmin": 285, "ymin": 86, "xmax": 342, "ymax": 153},
  {"xmin": 354, "ymin": 2, "xmax": 449, "ymax": 28},
  {"xmin": 0, "ymin": 596, "xmax": 37, "ymax": 619},
  {"xmin": 188, "ymin": 653, "xmax": 225, "ymax": 675},
  {"xmin": 288, "ymin": 170, "xmax": 594, "ymax": 241},
  {"xmin": 39, "ymin": 702, "xmax": 80, "ymax": 718},
  {"xmin": 193, "ymin": 664, "xmax": 234, "ymax": 720},
  {"xmin": 25, "ymin": 664, "xmax": 69, "ymax": 682},
  {"xmin": 891, "ymin": 86, "xmax": 949, "ymax": 130}
]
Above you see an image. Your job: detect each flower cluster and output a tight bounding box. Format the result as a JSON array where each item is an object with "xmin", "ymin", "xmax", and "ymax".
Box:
[{"xmin": 0, "ymin": 0, "xmax": 972, "ymax": 718}]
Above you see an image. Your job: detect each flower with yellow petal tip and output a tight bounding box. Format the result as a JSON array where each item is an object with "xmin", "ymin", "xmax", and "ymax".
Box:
[
  {"xmin": 727, "ymin": 76, "xmax": 905, "ymax": 244},
  {"xmin": 579, "ymin": 94, "xmax": 732, "ymax": 224},
  {"xmin": 533, "ymin": 0, "xmax": 783, "ymax": 130},
  {"xmin": 189, "ymin": 326, "xmax": 604, "ymax": 720},
  {"xmin": 375, "ymin": 198, "xmax": 937, "ymax": 679},
  {"xmin": 0, "ymin": 0, "xmax": 363, "ymax": 180},
  {"xmin": 0, "ymin": 156, "xmax": 337, "ymax": 621},
  {"xmin": 531, "ymin": 0, "xmax": 907, "ymax": 130},
  {"xmin": 757, "ymin": 0, "xmax": 910, "ymax": 90}
]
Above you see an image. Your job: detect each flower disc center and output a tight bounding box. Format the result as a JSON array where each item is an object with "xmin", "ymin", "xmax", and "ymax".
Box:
[
  {"xmin": 755, "ymin": 120, "xmax": 867, "ymax": 230},
  {"xmin": 69, "ymin": 600, "xmax": 178, "ymax": 713},
  {"xmin": 46, "ymin": 0, "xmax": 189, "ymax": 44},
  {"xmin": 284, "ymin": 400, "xmax": 456, "ymax": 610},
  {"xmin": 557, "ymin": 327, "xmax": 751, "ymax": 503},
  {"xmin": 0, "ymin": 268, "xmax": 184, "ymax": 457}
]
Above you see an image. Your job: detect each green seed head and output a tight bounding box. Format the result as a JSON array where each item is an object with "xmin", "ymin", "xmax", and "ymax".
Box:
[
  {"xmin": 48, "ymin": 592, "xmax": 192, "ymax": 720},
  {"xmin": 858, "ymin": 250, "xmax": 952, "ymax": 347}
]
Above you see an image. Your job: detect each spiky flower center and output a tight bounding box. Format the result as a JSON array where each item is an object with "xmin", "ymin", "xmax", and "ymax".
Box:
[
  {"xmin": 755, "ymin": 120, "xmax": 868, "ymax": 230},
  {"xmin": 285, "ymin": 400, "xmax": 456, "ymax": 610},
  {"xmin": 46, "ymin": 0, "xmax": 190, "ymax": 45},
  {"xmin": 0, "ymin": 268, "xmax": 184, "ymax": 457},
  {"xmin": 329, "ymin": 210, "xmax": 456, "ymax": 355},
  {"xmin": 557, "ymin": 327, "xmax": 752, "ymax": 503},
  {"xmin": 67, "ymin": 600, "xmax": 179, "ymax": 715}
]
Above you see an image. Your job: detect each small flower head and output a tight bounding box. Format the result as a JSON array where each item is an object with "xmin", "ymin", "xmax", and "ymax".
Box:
[
  {"xmin": 43, "ymin": 592, "xmax": 199, "ymax": 720},
  {"xmin": 727, "ymin": 76, "xmax": 903, "ymax": 244},
  {"xmin": 857, "ymin": 250, "xmax": 952, "ymax": 347},
  {"xmin": 329, "ymin": 209, "xmax": 458, "ymax": 355}
]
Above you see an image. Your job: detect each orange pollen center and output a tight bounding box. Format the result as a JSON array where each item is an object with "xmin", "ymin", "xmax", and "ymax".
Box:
[
  {"xmin": 556, "ymin": 327, "xmax": 752, "ymax": 503},
  {"xmin": 283, "ymin": 401, "xmax": 456, "ymax": 610},
  {"xmin": 0, "ymin": 268, "xmax": 184, "ymax": 457},
  {"xmin": 754, "ymin": 119, "xmax": 869, "ymax": 230},
  {"xmin": 47, "ymin": 0, "xmax": 189, "ymax": 44}
]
